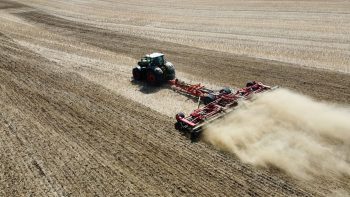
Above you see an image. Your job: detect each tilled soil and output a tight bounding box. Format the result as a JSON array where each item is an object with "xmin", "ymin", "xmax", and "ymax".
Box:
[
  {"xmin": 0, "ymin": 30, "xmax": 312, "ymax": 197},
  {"xmin": 17, "ymin": 10, "xmax": 350, "ymax": 104},
  {"xmin": 0, "ymin": 1, "xmax": 349, "ymax": 196}
]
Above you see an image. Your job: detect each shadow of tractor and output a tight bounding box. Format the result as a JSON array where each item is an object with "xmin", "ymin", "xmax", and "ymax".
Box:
[{"xmin": 130, "ymin": 79, "xmax": 167, "ymax": 94}]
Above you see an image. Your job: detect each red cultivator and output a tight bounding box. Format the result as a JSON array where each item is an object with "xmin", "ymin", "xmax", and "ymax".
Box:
[{"xmin": 170, "ymin": 79, "xmax": 277, "ymax": 141}]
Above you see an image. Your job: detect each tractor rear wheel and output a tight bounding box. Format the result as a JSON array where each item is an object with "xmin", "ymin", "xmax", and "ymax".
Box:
[{"xmin": 164, "ymin": 63, "xmax": 176, "ymax": 80}]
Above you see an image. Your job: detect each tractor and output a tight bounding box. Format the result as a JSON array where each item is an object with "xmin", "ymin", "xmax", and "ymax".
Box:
[{"xmin": 132, "ymin": 53, "xmax": 176, "ymax": 85}]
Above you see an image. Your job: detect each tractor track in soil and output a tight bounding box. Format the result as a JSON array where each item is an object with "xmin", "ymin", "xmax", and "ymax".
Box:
[{"xmin": 0, "ymin": 1, "xmax": 349, "ymax": 196}]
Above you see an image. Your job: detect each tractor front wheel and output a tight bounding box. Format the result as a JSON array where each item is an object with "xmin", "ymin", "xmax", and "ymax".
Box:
[
  {"xmin": 146, "ymin": 69, "xmax": 163, "ymax": 85},
  {"xmin": 146, "ymin": 70, "xmax": 157, "ymax": 85},
  {"xmin": 132, "ymin": 67, "xmax": 143, "ymax": 81}
]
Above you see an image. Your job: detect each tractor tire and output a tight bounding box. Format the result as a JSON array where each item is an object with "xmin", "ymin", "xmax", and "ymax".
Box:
[
  {"xmin": 132, "ymin": 66, "xmax": 143, "ymax": 81},
  {"xmin": 146, "ymin": 68, "xmax": 163, "ymax": 85},
  {"xmin": 164, "ymin": 62, "xmax": 176, "ymax": 80},
  {"xmin": 166, "ymin": 72, "xmax": 176, "ymax": 80},
  {"xmin": 202, "ymin": 94, "xmax": 216, "ymax": 105}
]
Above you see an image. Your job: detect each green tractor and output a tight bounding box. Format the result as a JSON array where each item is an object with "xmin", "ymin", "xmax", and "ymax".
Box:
[{"xmin": 132, "ymin": 53, "xmax": 176, "ymax": 85}]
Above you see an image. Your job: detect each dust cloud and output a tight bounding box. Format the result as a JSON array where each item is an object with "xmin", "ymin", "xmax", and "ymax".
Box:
[{"xmin": 203, "ymin": 88, "xmax": 350, "ymax": 179}]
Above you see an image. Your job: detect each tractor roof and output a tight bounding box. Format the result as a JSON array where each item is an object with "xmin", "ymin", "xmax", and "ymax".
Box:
[{"xmin": 148, "ymin": 52, "xmax": 164, "ymax": 58}]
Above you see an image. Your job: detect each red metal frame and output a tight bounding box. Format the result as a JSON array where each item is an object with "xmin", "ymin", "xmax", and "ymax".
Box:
[
  {"xmin": 169, "ymin": 79, "xmax": 214, "ymax": 98},
  {"xmin": 172, "ymin": 80, "xmax": 276, "ymax": 140}
]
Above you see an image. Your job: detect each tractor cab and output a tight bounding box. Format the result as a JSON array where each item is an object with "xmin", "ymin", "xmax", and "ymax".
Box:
[
  {"xmin": 138, "ymin": 53, "xmax": 165, "ymax": 67},
  {"xmin": 149, "ymin": 53, "xmax": 165, "ymax": 67},
  {"xmin": 133, "ymin": 52, "xmax": 175, "ymax": 85}
]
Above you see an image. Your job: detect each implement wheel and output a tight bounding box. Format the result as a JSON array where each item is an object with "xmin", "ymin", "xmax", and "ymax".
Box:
[
  {"xmin": 190, "ymin": 131, "xmax": 201, "ymax": 142},
  {"xmin": 175, "ymin": 122, "xmax": 183, "ymax": 131},
  {"xmin": 202, "ymin": 94, "xmax": 215, "ymax": 105},
  {"xmin": 219, "ymin": 87, "xmax": 232, "ymax": 94},
  {"xmin": 246, "ymin": 81, "xmax": 256, "ymax": 87}
]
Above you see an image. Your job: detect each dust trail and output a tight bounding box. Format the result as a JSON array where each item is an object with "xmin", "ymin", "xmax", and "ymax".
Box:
[{"xmin": 203, "ymin": 88, "xmax": 350, "ymax": 179}]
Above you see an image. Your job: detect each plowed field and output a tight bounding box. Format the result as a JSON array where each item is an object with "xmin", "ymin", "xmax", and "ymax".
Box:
[{"xmin": 0, "ymin": 0, "xmax": 349, "ymax": 196}]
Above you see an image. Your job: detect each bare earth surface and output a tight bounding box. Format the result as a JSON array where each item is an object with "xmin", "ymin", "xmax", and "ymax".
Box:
[{"xmin": 0, "ymin": 0, "xmax": 349, "ymax": 196}]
